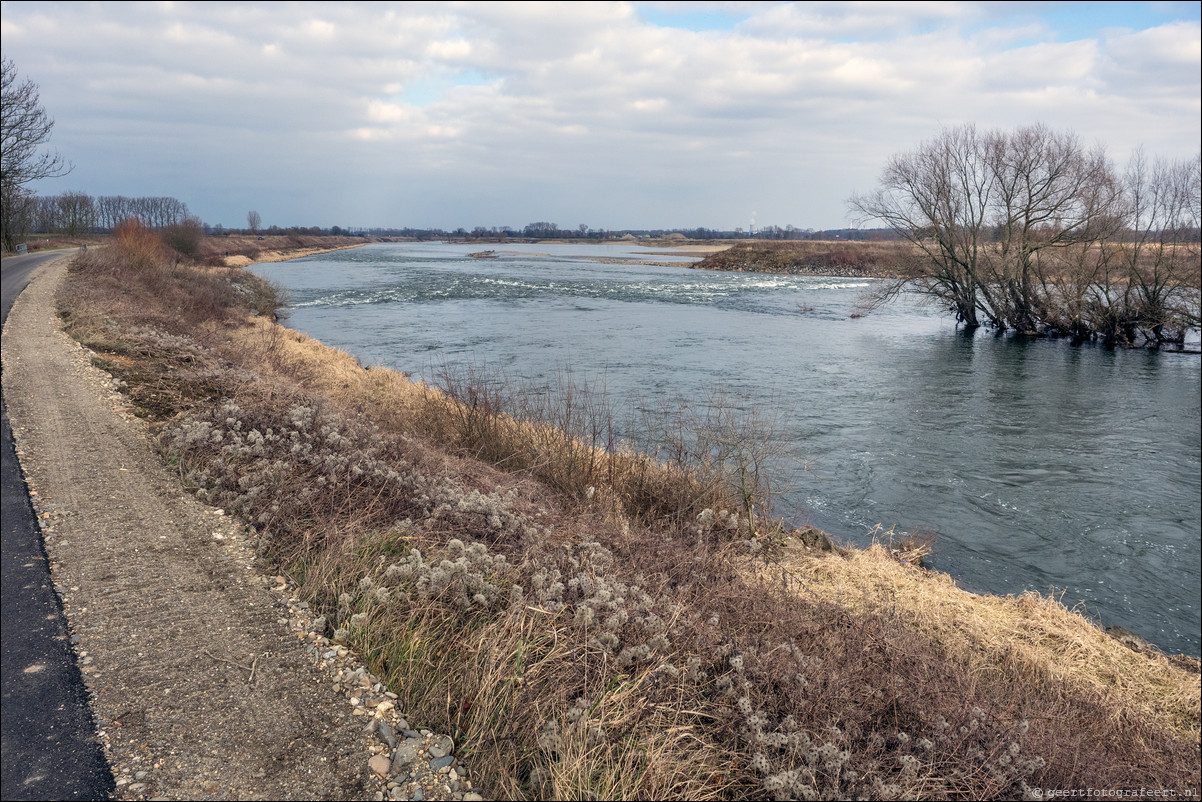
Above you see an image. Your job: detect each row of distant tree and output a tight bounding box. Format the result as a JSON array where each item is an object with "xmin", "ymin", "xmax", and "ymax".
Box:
[
  {"xmin": 25, "ymin": 192, "xmax": 193, "ymax": 236},
  {"xmin": 18, "ymin": 191, "xmax": 891, "ymax": 242},
  {"xmin": 352, "ymin": 223, "xmax": 895, "ymax": 241}
]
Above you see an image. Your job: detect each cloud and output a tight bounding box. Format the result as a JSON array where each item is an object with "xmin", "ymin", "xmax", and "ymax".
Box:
[{"xmin": 2, "ymin": 1, "xmax": 1197, "ymax": 229}]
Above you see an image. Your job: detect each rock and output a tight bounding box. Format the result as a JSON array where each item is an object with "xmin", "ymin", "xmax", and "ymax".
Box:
[
  {"xmin": 378, "ymin": 721, "xmax": 397, "ymax": 748},
  {"xmin": 1105, "ymin": 625, "xmax": 1156, "ymax": 653},
  {"xmin": 391, "ymin": 743, "xmax": 420, "ymax": 773},
  {"xmin": 428, "ymin": 735, "xmax": 454, "ymax": 759},
  {"xmin": 369, "ymin": 754, "xmax": 392, "ymax": 778},
  {"xmin": 464, "ymin": 794, "xmax": 485, "ymax": 801},
  {"xmin": 431, "ymin": 755, "xmax": 454, "ymax": 771}
]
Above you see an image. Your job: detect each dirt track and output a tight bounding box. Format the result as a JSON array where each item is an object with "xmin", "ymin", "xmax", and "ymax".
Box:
[{"xmin": 2, "ymin": 257, "xmax": 372, "ymax": 800}]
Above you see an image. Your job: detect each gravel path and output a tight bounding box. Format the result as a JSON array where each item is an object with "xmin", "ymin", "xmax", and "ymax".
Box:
[{"xmin": 2, "ymin": 258, "xmax": 482, "ymax": 801}]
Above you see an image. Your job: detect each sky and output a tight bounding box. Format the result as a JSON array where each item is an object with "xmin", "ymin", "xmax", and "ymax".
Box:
[{"xmin": 2, "ymin": 1, "xmax": 1199, "ymax": 232}]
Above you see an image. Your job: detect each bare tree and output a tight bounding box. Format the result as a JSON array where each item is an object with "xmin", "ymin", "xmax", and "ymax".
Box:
[
  {"xmin": 52, "ymin": 190, "xmax": 97, "ymax": 235},
  {"xmin": 96, "ymin": 195, "xmax": 128, "ymax": 232},
  {"xmin": 979, "ymin": 124, "xmax": 1120, "ymax": 333},
  {"xmin": 849, "ymin": 124, "xmax": 993, "ymax": 328},
  {"xmin": 850, "ymin": 124, "xmax": 1133, "ymax": 336},
  {"xmin": 1112, "ymin": 152, "xmax": 1202, "ymax": 345},
  {"xmin": 248, "ymin": 210, "xmax": 261, "ymax": 235},
  {"xmin": 1, "ymin": 58, "xmax": 72, "ymax": 250}
]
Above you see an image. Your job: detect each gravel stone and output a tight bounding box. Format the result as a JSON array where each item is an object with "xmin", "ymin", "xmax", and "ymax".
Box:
[
  {"xmin": 428, "ymin": 735, "xmax": 454, "ymax": 759},
  {"xmin": 391, "ymin": 743, "xmax": 420, "ymax": 772},
  {"xmin": 370, "ymin": 754, "xmax": 393, "ymax": 777}
]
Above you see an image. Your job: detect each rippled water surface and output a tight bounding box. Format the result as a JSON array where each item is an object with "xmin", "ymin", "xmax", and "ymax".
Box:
[{"xmin": 255, "ymin": 242, "xmax": 1202, "ymax": 654}]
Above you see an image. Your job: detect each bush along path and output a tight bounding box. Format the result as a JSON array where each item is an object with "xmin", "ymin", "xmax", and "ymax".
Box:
[{"xmin": 2, "ymin": 257, "xmax": 478, "ymax": 801}]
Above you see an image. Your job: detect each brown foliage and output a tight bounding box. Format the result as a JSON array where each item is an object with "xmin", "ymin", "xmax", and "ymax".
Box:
[{"xmin": 113, "ymin": 217, "xmax": 169, "ymax": 271}]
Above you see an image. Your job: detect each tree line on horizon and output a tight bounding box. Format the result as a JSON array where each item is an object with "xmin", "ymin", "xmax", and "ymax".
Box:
[
  {"xmin": 353, "ymin": 222, "xmax": 901, "ymax": 241},
  {"xmin": 23, "ymin": 191, "xmax": 193, "ymax": 236},
  {"xmin": 10, "ymin": 188, "xmax": 908, "ymax": 244}
]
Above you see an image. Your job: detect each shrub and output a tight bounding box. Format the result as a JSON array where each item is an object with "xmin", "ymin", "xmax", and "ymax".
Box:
[
  {"xmin": 161, "ymin": 216, "xmax": 205, "ymax": 259},
  {"xmin": 113, "ymin": 217, "xmax": 167, "ymax": 271}
]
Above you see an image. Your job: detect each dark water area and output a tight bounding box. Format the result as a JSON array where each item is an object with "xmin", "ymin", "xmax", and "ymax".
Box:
[{"xmin": 254, "ymin": 242, "xmax": 1202, "ymax": 655}]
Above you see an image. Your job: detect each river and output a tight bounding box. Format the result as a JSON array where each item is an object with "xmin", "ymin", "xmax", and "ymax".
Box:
[{"xmin": 253, "ymin": 241, "xmax": 1202, "ymax": 656}]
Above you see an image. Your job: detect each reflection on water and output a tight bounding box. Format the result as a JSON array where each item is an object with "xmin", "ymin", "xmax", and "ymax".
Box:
[{"xmin": 255, "ymin": 242, "xmax": 1202, "ymax": 655}]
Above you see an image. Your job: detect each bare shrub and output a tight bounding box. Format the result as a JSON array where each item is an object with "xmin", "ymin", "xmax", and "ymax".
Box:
[
  {"xmin": 113, "ymin": 217, "xmax": 168, "ymax": 271},
  {"xmin": 412, "ymin": 364, "xmax": 792, "ymax": 536},
  {"xmin": 160, "ymin": 215, "xmax": 205, "ymax": 259}
]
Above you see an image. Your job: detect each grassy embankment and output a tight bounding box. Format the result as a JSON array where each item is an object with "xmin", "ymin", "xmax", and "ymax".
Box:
[
  {"xmin": 12, "ymin": 231, "xmax": 377, "ymax": 261},
  {"xmin": 55, "ymin": 223, "xmax": 1199, "ymax": 800},
  {"xmin": 691, "ymin": 240, "xmax": 912, "ymax": 278}
]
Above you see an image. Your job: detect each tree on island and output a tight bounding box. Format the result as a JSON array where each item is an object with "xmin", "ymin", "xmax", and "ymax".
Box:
[
  {"xmin": 1, "ymin": 57, "xmax": 73, "ymax": 251},
  {"xmin": 850, "ymin": 123, "xmax": 1200, "ymax": 347}
]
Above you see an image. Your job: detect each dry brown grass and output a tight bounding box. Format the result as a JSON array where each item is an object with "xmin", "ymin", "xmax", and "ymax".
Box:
[
  {"xmin": 201, "ymin": 234, "xmax": 375, "ymax": 267},
  {"xmin": 230, "ymin": 320, "xmax": 754, "ymax": 530},
  {"xmin": 693, "ymin": 240, "xmax": 915, "ymax": 277},
  {"xmin": 54, "ymin": 236, "xmax": 1201, "ymax": 800},
  {"xmin": 14, "ymin": 233, "xmax": 107, "ymax": 253},
  {"xmin": 297, "ymin": 534, "xmax": 739, "ymax": 801},
  {"xmin": 763, "ymin": 543, "xmax": 1201, "ymax": 742}
]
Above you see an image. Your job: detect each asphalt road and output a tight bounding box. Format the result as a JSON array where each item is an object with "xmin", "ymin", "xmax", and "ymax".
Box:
[{"xmin": 2, "ymin": 249, "xmax": 113, "ymax": 800}]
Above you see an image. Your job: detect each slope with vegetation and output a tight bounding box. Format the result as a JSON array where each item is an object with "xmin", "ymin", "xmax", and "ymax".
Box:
[
  {"xmin": 690, "ymin": 239, "xmax": 909, "ymax": 278},
  {"xmin": 54, "ymin": 220, "xmax": 1200, "ymax": 800}
]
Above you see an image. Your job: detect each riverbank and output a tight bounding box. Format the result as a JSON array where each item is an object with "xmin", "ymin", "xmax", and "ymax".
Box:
[
  {"xmin": 689, "ymin": 240, "xmax": 909, "ymax": 277},
  {"xmin": 8, "ymin": 229, "xmax": 1199, "ymax": 799},
  {"xmin": 214, "ymin": 235, "xmax": 378, "ymax": 267}
]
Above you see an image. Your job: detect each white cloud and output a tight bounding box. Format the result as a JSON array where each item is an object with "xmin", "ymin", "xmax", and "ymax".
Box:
[{"xmin": 1, "ymin": 1, "xmax": 1197, "ymax": 229}]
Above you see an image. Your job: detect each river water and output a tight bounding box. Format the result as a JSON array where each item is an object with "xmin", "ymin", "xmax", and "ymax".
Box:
[{"xmin": 253, "ymin": 242, "xmax": 1202, "ymax": 655}]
